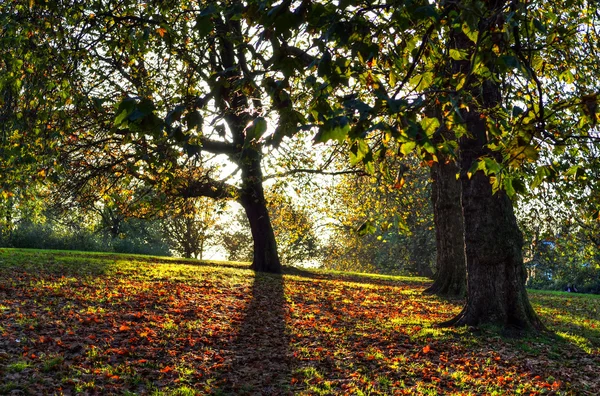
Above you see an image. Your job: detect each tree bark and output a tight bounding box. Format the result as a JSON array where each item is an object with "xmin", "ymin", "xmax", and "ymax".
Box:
[
  {"xmin": 212, "ymin": 15, "xmax": 281, "ymax": 273},
  {"xmin": 445, "ymin": 95, "xmax": 544, "ymax": 331},
  {"xmin": 239, "ymin": 147, "xmax": 281, "ymax": 274},
  {"xmin": 439, "ymin": 1, "xmax": 544, "ymax": 331},
  {"xmin": 424, "ymin": 158, "xmax": 466, "ymax": 297}
]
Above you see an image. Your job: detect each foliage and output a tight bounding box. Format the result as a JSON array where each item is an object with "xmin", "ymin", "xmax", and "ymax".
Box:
[
  {"xmin": 161, "ymin": 197, "xmax": 224, "ymax": 259},
  {"xmin": 0, "ymin": 249, "xmax": 599, "ymax": 394},
  {"xmin": 266, "ymin": 188, "xmax": 322, "ymax": 266},
  {"xmin": 217, "ymin": 216, "xmax": 254, "ymax": 263},
  {"xmin": 1, "ymin": 217, "xmax": 171, "ymax": 257},
  {"xmin": 321, "ymin": 154, "xmax": 435, "ymax": 276},
  {"xmin": 218, "ymin": 190, "xmax": 321, "ymax": 267},
  {"xmin": 0, "ymin": 195, "xmax": 171, "ymax": 256},
  {"xmin": 518, "ymin": 198, "xmax": 600, "ymax": 294},
  {"xmin": 2, "ymin": 0, "xmax": 353, "ymax": 272}
]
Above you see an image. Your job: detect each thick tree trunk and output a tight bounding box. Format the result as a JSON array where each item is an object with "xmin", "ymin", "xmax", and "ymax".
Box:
[
  {"xmin": 239, "ymin": 148, "xmax": 281, "ymax": 274},
  {"xmin": 445, "ymin": 106, "xmax": 544, "ymax": 331},
  {"xmin": 424, "ymin": 158, "xmax": 466, "ymax": 297},
  {"xmin": 436, "ymin": 0, "xmax": 544, "ymax": 331}
]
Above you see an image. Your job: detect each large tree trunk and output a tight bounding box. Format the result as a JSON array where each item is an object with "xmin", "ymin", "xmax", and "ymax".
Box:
[
  {"xmin": 445, "ymin": 92, "xmax": 544, "ymax": 331},
  {"xmin": 440, "ymin": 1, "xmax": 543, "ymax": 331},
  {"xmin": 239, "ymin": 148, "xmax": 281, "ymax": 274},
  {"xmin": 424, "ymin": 158, "xmax": 466, "ymax": 297}
]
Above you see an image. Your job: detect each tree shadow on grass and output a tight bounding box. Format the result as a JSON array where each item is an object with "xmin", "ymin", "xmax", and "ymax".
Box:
[
  {"xmin": 283, "ymin": 265, "xmax": 430, "ymax": 289},
  {"xmin": 213, "ymin": 271, "xmax": 292, "ymax": 395}
]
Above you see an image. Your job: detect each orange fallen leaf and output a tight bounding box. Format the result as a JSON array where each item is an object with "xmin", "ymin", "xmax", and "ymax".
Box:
[
  {"xmin": 119, "ymin": 325, "xmax": 131, "ymax": 332},
  {"xmin": 422, "ymin": 345, "xmax": 431, "ymax": 354}
]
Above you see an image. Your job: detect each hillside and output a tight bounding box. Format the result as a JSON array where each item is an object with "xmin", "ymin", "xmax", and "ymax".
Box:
[{"xmin": 0, "ymin": 249, "xmax": 599, "ymax": 395}]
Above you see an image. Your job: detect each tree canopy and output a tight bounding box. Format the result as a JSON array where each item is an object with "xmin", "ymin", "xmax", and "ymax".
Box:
[{"xmin": 2, "ymin": 0, "xmax": 600, "ymax": 330}]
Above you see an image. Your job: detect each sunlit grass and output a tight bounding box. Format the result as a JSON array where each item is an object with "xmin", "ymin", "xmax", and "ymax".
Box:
[
  {"xmin": 0, "ymin": 248, "xmax": 599, "ymax": 394},
  {"xmin": 7, "ymin": 360, "xmax": 31, "ymax": 372}
]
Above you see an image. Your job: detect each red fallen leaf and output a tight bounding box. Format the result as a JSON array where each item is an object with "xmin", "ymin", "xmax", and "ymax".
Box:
[
  {"xmin": 119, "ymin": 325, "xmax": 131, "ymax": 332},
  {"xmin": 137, "ymin": 359, "xmax": 148, "ymax": 364},
  {"xmin": 160, "ymin": 366, "xmax": 173, "ymax": 373},
  {"xmin": 422, "ymin": 345, "xmax": 431, "ymax": 354}
]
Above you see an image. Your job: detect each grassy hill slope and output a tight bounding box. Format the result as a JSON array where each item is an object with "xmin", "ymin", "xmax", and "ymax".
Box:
[{"xmin": 0, "ymin": 248, "xmax": 599, "ymax": 395}]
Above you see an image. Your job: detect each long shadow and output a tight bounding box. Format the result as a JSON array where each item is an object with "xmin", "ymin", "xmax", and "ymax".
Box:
[
  {"xmin": 283, "ymin": 265, "xmax": 431, "ymax": 288},
  {"xmin": 213, "ymin": 271, "xmax": 292, "ymax": 395}
]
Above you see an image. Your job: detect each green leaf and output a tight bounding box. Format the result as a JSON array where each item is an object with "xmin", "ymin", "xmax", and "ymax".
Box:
[
  {"xmin": 559, "ymin": 70, "xmax": 575, "ymax": 84},
  {"xmin": 500, "ymin": 55, "xmax": 519, "ymax": 69},
  {"xmin": 245, "ymin": 117, "xmax": 268, "ymax": 143},
  {"xmin": 512, "ymin": 106, "xmax": 524, "ymax": 117},
  {"xmin": 449, "ymin": 49, "xmax": 468, "ymax": 61},
  {"xmin": 166, "ymin": 105, "xmax": 185, "ymax": 126},
  {"xmin": 318, "ymin": 51, "xmax": 332, "ymax": 78},
  {"xmin": 504, "ymin": 177, "xmax": 526, "ymax": 198},
  {"xmin": 413, "ymin": 5, "xmax": 438, "ymax": 20},
  {"xmin": 348, "ymin": 139, "xmax": 371, "ymax": 165},
  {"xmin": 531, "ymin": 165, "xmax": 553, "ymax": 189},
  {"xmin": 195, "ymin": 15, "xmax": 214, "ymax": 37},
  {"xmin": 461, "ymin": 22, "xmax": 478, "ymax": 43},
  {"xmin": 114, "ymin": 109, "xmax": 130, "ymax": 127},
  {"xmin": 455, "ymin": 73, "xmax": 467, "ymax": 90},
  {"xmin": 409, "ymin": 71, "xmax": 434, "ymax": 90},
  {"xmin": 114, "ymin": 98, "xmax": 136, "ymax": 127},
  {"xmin": 533, "ymin": 19, "xmax": 547, "ymax": 34},
  {"xmin": 564, "ymin": 165, "xmax": 580, "ymax": 177},
  {"xmin": 400, "ymin": 141, "xmax": 416, "ymax": 155},
  {"xmin": 504, "ymin": 177, "xmax": 516, "ymax": 198},
  {"xmin": 482, "ymin": 157, "xmax": 501, "ymax": 175},
  {"xmin": 314, "ymin": 117, "xmax": 350, "ymax": 143},
  {"xmin": 420, "ymin": 117, "xmax": 440, "ymax": 137}
]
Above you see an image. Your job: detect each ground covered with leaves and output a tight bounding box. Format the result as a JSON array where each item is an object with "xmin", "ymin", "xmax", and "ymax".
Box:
[{"xmin": 0, "ymin": 249, "xmax": 599, "ymax": 395}]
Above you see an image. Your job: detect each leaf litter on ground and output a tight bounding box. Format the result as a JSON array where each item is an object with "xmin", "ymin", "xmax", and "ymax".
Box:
[{"xmin": 0, "ymin": 248, "xmax": 599, "ymax": 395}]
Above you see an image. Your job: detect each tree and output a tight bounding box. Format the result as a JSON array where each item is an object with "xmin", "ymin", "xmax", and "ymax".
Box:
[
  {"xmin": 303, "ymin": 0, "xmax": 555, "ymax": 330},
  {"xmin": 12, "ymin": 0, "xmax": 339, "ymax": 273},
  {"xmin": 432, "ymin": 1, "xmax": 541, "ymax": 329},
  {"xmin": 320, "ymin": 154, "xmax": 435, "ymax": 275},
  {"xmin": 162, "ymin": 197, "xmax": 222, "ymax": 260},
  {"xmin": 0, "ymin": 1, "xmax": 75, "ymax": 215},
  {"xmin": 424, "ymin": 123, "xmax": 466, "ymax": 297},
  {"xmin": 218, "ymin": 188, "xmax": 321, "ymax": 267}
]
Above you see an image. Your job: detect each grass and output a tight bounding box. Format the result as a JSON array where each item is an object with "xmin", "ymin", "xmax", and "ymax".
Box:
[{"xmin": 0, "ymin": 248, "xmax": 598, "ymax": 395}]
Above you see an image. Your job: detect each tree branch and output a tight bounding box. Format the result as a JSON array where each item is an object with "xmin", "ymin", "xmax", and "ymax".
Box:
[{"xmin": 263, "ymin": 168, "xmax": 365, "ymax": 181}]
